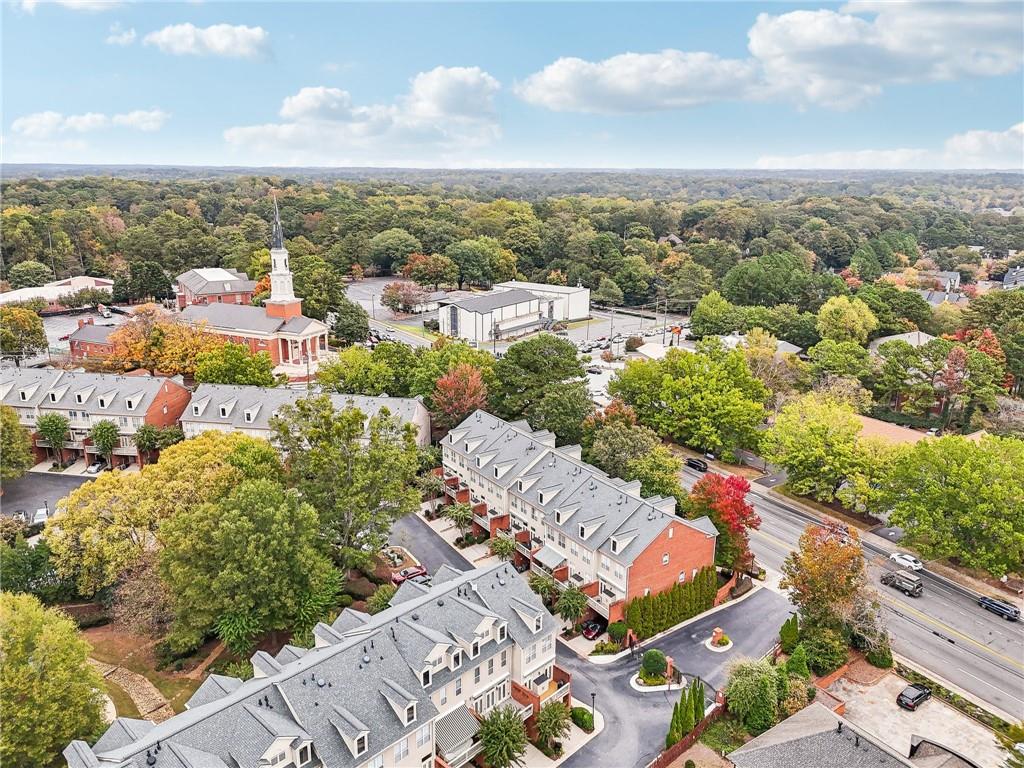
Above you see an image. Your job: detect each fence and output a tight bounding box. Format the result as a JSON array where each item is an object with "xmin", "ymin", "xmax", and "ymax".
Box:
[{"xmin": 645, "ymin": 702, "xmax": 725, "ymax": 768}]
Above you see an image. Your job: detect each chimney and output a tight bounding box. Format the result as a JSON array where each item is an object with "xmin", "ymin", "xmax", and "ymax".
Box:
[{"xmin": 77, "ymin": 317, "xmax": 94, "ymax": 329}]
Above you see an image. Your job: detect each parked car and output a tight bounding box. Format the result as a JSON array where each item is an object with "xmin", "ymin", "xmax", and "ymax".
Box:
[
  {"xmin": 85, "ymin": 459, "xmax": 107, "ymax": 474},
  {"xmin": 889, "ymin": 552, "xmax": 924, "ymax": 571},
  {"xmin": 881, "ymin": 570, "xmax": 923, "ymax": 597},
  {"xmin": 684, "ymin": 457, "xmax": 708, "ymax": 472},
  {"xmin": 58, "ymin": 333, "xmax": 71, "ymax": 341},
  {"xmin": 392, "ymin": 565, "xmax": 428, "ymax": 584},
  {"xmin": 581, "ymin": 617, "xmax": 608, "ymax": 640},
  {"xmin": 11, "ymin": 510, "xmax": 27, "ymax": 523},
  {"xmin": 978, "ymin": 596, "xmax": 1021, "ymax": 621},
  {"xmin": 586, "ymin": 366, "xmax": 602, "ymax": 374},
  {"xmin": 896, "ymin": 683, "xmax": 931, "ymax": 711}
]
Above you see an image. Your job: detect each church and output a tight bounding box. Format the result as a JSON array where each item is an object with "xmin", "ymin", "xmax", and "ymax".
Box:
[{"xmin": 180, "ymin": 201, "xmax": 332, "ymax": 381}]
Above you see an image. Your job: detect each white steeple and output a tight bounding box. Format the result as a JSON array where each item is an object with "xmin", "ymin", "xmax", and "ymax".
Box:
[{"xmin": 268, "ymin": 196, "xmax": 297, "ymax": 304}]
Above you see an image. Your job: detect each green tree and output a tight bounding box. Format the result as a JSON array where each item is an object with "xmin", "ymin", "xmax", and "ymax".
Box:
[
  {"xmin": 690, "ymin": 291, "xmax": 740, "ymax": 337},
  {"xmin": 6, "ymin": 259, "xmax": 52, "ymax": 289},
  {"xmin": 36, "ymin": 413, "xmax": 69, "ymax": 463},
  {"xmin": 88, "ymin": 419, "xmax": 119, "ymax": 468},
  {"xmin": 593, "ymin": 276, "xmax": 624, "ymax": 306},
  {"xmin": 0, "ymin": 593, "xmax": 105, "ymax": 767},
  {"xmin": 0, "ymin": 537, "xmax": 72, "ymax": 604},
  {"xmin": 786, "ymin": 643, "xmax": 811, "ymax": 679},
  {"xmin": 445, "ymin": 237, "xmax": 506, "ymax": 288},
  {"xmin": 194, "ymin": 342, "xmax": 277, "ymax": 386},
  {"xmin": 624, "ymin": 446, "xmax": 685, "ymax": 504},
  {"xmin": 332, "ymin": 295, "xmax": 370, "ymax": 346},
  {"xmin": 779, "ymin": 614, "xmax": 799, "ymax": 654},
  {"xmin": 1, "ymin": 405, "xmax": 34, "ymax": 482},
  {"xmin": 0, "ymin": 306, "xmax": 47, "ymax": 365},
  {"xmin": 291, "ymin": 254, "xmax": 345, "ymax": 320},
  {"xmin": 816, "ymin": 296, "xmax": 879, "ymax": 345},
  {"xmin": 555, "ymin": 586, "xmax": 588, "ymax": 626},
  {"xmin": 366, "ymin": 583, "xmax": 397, "ymax": 614},
  {"xmin": 489, "ymin": 536, "xmax": 516, "ymax": 561},
  {"xmin": 807, "ymin": 339, "xmax": 873, "ymax": 381},
  {"xmin": 270, "ymin": 396, "xmax": 420, "ymax": 570},
  {"xmin": 317, "ymin": 345, "xmax": 396, "ymax": 395},
  {"xmin": 132, "ymin": 423, "xmax": 160, "ymax": 465},
  {"xmin": 368, "ymin": 228, "xmax": 422, "ymax": 272},
  {"xmin": 724, "ymin": 658, "xmax": 779, "ymax": 734},
  {"xmin": 159, "ymin": 478, "xmax": 341, "ymax": 653},
  {"xmin": 642, "ymin": 649, "xmax": 668, "ymax": 677},
  {"xmin": 404, "ymin": 252, "xmax": 459, "ymax": 289},
  {"xmin": 443, "ymin": 501, "xmax": 474, "ymax": 540},
  {"xmin": 536, "ymin": 700, "xmax": 572, "ymax": 753},
  {"xmin": 588, "ymin": 421, "xmax": 660, "ymax": 479},
  {"xmin": 527, "ymin": 380, "xmax": 594, "ymax": 446},
  {"xmin": 997, "ymin": 722, "xmax": 1024, "ymax": 768},
  {"xmin": 478, "ymin": 704, "xmax": 528, "ymax": 768},
  {"xmin": 528, "ymin": 572, "xmax": 558, "ymax": 606},
  {"xmin": 492, "ymin": 335, "xmax": 584, "ymax": 419}
]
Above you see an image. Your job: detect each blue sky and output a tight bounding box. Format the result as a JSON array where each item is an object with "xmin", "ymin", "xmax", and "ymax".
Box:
[{"xmin": 3, "ymin": 1, "xmax": 1022, "ymax": 168}]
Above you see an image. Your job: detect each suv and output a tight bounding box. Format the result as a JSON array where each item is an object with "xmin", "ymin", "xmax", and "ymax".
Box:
[
  {"xmin": 685, "ymin": 457, "xmax": 708, "ymax": 472},
  {"xmin": 881, "ymin": 570, "xmax": 923, "ymax": 597},
  {"xmin": 897, "ymin": 684, "xmax": 931, "ymax": 711},
  {"xmin": 978, "ymin": 596, "xmax": 1021, "ymax": 621}
]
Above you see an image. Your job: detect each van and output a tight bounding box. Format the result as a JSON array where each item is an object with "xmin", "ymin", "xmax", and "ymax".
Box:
[
  {"xmin": 881, "ymin": 570, "xmax": 923, "ymax": 597},
  {"xmin": 685, "ymin": 457, "xmax": 708, "ymax": 472},
  {"xmin": 978, "ymin": 596, "xmax": 1020, "ymax": 621}
]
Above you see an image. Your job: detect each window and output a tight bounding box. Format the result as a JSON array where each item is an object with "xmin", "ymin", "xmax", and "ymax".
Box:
[
  {"xmin": 497, "ymin": 625, "xmax": 506, "ymax": 642},
  {"xmin": 98, "ymin": 397, "xmax": 107, "ymax": 408},
  {"xmin": 298, "ymin": 744, "xmax": 312, "ymax": 765},
  {"xmin": 451, "ymin": 650, "xmax": 462, "ymax": 669},
  {"xmin": 455, "ymin": 678, "xmax": 462, "ymax": 696},
  {"xmin": 192, "ymin": 405, "xmax": 200, "ymax": 416},
  {"xmin": 662, "ymin": 553, "xmax": 669, "ymax": 565},
  {"xmin": 501, "ymin": 649, "xmax": 507, "ymax": 668},
  {"xmin": 579, "ymin": 525, "xmax": 585, "ymax": 538},
  {"xmin": 474, "ymin": 667, "xmax": 481, "ymax": 684},
  {"xmin": 48, "ymin": 392, "xmax": 58, "ymax": 403},
  {"xmin": 219, "ymin": 405, "xmax": 228, "ymax": 418},
  {"xmin": 534, "ymin": 616, "xmax": 542, "ymax": 632},
  {"xmin": 487, "ymin": 658, "xmax": 494, "ymax": 675},
  {"xmin": 368, "ymin": 754, "xmax": 383, "ymax": 768},
  {"xmin": 268, "ymin": 751, "xmax": 288, "ymax": 766},
  {"xmin": 405, "ymin": 703, "xmax": 416, "ymax": 724},
  {"xmin": 421, "ymin": 668, "xmax": 431, "ymax": 687},
  {"xmin": 19, "ymin": 391, "xmax": 27, "ymax": 401},
  {"xmin": 610, "ymin": 539, "xmax": 618, "ymax": 554},
  {"xmin": 355, "ymin": 734, "xmax": 368, "ymax": 756},
  {"xmin": 542, "ymin": 635, "xmax": 553, "ymax": 654},
  {"xmin": 668, "ymin": 527, "xmax": 674, "ymax": 539},
  {"xmin": 471, "ymin": 640, "xmax": 480, "ymax": 658},
  {"xmin": 557, "ymin": 532, "xmax": 565, "ymax": 548},
  {"xmin": 493, "ymin": 466, "xmax": 499, "ymax": 478},
  {"xmin": 416, "ymin": 724, "xmax": 431, "ymax": 748},
  {"xmin": 244, "ymin": 411, "xmax": 254, "ymax": 423},
  {"xmin": 394, "ymin": 738, "xmax": 408, "ymax": 761},
  {"xmin": 439, "ymin": 685, "xmax": 447, "ymax": 706},
  {"xmin": 125, "ymin": 399, "xmax": 134, "ymax": 411},
  {"xmin": 525, "ymin": 643, "xmax": 537, "ymax": 663},
  {"xmin": 678, "ymin": 570, "xmax": 686, "ymax": 583},
  {"xmin": 421, "ymin": 758, "xmax": 433, "ymax": 768},
  {"xmin": 75, "ymin": 393, "xmax": 84, "ymax": 404}
]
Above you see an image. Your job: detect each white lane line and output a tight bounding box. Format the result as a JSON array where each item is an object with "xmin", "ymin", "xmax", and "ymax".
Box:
[{"xmin": 957, "ymin": 668, "xmax": 1024, "ymax": 705}]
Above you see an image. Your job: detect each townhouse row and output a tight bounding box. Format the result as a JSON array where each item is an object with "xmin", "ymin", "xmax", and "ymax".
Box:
[
  {"xmin": 66, "ymin": 563, "xmax": 570, "ymax": 768},
  {"xmin": 440, "ymin": 410, "xmax": 721, "ymax": 623},
  {"xmin": 0, "ymin": 368, "xmax": 430, "ymax": 469}
]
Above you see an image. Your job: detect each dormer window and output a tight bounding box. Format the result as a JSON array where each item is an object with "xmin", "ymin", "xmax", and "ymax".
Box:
[
  {"xmin": 97, "ymin": 397, "xmax": 108, "ymax": 408},
  {"xmin": 125, "ymin": 399, "xmax": 135, "ymax": 411},
  {"xmin": 579, "ymin": 525, "xmax": 586, "ymax": 539},
  {"xmin": 538, "ymin": 491, "xmax": 546, "ymax": 505},
  {"xmin": 555, "ymin": 509, "xmax": 562, "ymax": 524},
  {"xmin": 219, "ymin": 405, "xmax": 229, "ymax": 417},
  {"xmin": 493, "ymin": 466, "xmax": 499, "ymax": 478},
  {"xmin": 451, "ymin": 650, "xmax": 462, "ymax": 669},
  {"xmin": 517, "ymin": 480, "xmax": 524, "ymax": 492},
  {"xmin": 19, "ymin": 390, "xmax": 27, "ymax": 401},
  {"xmin": 534, "ymin": 616, "xmax": 542, "ymax": 632},
  {"xmin": 192, "ymin": 404, "xmax": 201, "ymax": 416},
  {"xmin": 498, "ymin": 624, "xmax": 507, "ymax": 642},
  {"xmin": 421, "ymin": 668, "xmax": 431, "ymax": 687},
  {"xmin": 75, "ymin": 393, "xmax": 84, "ymax": 404},
  {"xmin": 610, "ymin": 539, "xmax": 618, "ymax": 554},
  {"xmin": 355, "ymin": 734, "xmax": 367, "ymax": 756},
  {"xmin": 405, "ymin": 703, "xmax": 416, "ymax": 724},
  {"xmin": 476, "ymin": 456, "xmax": 482, "ymax": 467},
  {"xmin": 298, "ymin": 743, "xmax": 312, "ymax": 765},
  {"xmin": 48, "ymin": 392, "xmax": 58, "ymax": 403},
  {"xmin": 470, "ymin": 639, "xmax": 480, "ymax": 658}
]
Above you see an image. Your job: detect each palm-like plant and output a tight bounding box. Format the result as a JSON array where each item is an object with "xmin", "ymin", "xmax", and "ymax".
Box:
[
  {"xmin": 535, "ymin": 700, "xmax": 571, "ymax": 753},
  {"xmin": 555, "ymin": 586, "xmax": 587, "ymax": 626},
  {"xmin": 133, "ymin": 423, "xmax": 160, "ymax": 464},
  {"xmin": 528, "ymin": 572, "xmax": 558, "ymax": 606},
  {"xmin": 443, "ymin": 501, "xmax": 474, "ymax": 539},
  {"xmin": 478, "ymin": 704, "xmax": 527, "ymax": 768},
  {"xmin": 489, "ymin": 536, "xmax": 516, "ymax": 561}
]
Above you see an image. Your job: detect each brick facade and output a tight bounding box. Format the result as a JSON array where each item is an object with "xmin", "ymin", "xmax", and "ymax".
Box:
[{"xmin": 625, "ymin": 519, "xmax": 718, "ymax": 604}]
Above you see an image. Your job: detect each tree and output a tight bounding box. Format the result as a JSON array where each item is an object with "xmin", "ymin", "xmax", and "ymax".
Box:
[
  {"xmin": 690, "ymin": 291, "xmax": 740, "ymax": 337},
  {"xmin": 478, "ymin": 704, "xmax": 528, "ymax": 768},
  {"xmin": 779, "ymin": 614, "xmax": 799, "ymax": 654},
  {"xmin": 366, "ymin": 583, "xmax": 397, "ymax": 614},
  {"xmin": 132, "ymin": 423, "xmax": 161, "ymax": 465},
  {"xmin": 1, "ymin": 405, "xmax": 34, "ymax": 482},
  {"xmin": 111, "ymin": 553, "xmax": 173, "ymax": 638},
  {"xmin": 332, "ymin": 295, "xmax": 370, "ymax": 346},
  {"xmin": 443, "ymin": 501, "xmax": 474, "ymax": 540},
  {"xmin": 409, "ymin": 338, "xmax": 497, "ymax": 404},
  {"xmin": 291, "ymin": 254, "xmax": 345, "ymax": 321},
  {"xmin": 403, "ymin": 252, "xmax": 458, "ymax": 289},
  {"xmin": 194, "ymin": 342, "xmax": 277, "ymax": 386},
  {"xmin": 0, "ymin": 306, "xmax": 47, "ymax": 365},
  {"xmin": 687, "ymin": 473, "xmax": 760, "ymax": 569},
  {"xmin": 381, "ymin": 281, "xmax": 428, "ymax": 313},
  {"xmin": 114, "ymin": 260, "xmax": 171, "ymax": 302},
  {"xmin": 270, "ymin": 396, "xmax": 420, "ymax": 570},
  {"xmin": 555, "ymin": 586, "xmax": 587, "ymax": 626},
  {"xmin": 159, "ymin": 478, "xmax": 340, "ymax": 653},
  {"xmin": 879, "ymin": 436, "xmax": 1024, "ymax": 576},
  {"xmin": 997, "ymin": 722, "xmax": 1024, "ymax": 768},
  {"xmin": 317, "ymin": 345, "xmax": 396, "ymax": 395},
  {"xmin": 642, "ymin": 649, "xmax": 668, "ymax": 678},
  {"xmin": 624, "ymin": 446, "xmax": 685, "ymax": 504},
  {"xmin": 724, "ymin": 658, "xmax": 779, "ymax": 734},
  {"xmin": 527, "ymin": 380, "xmax": 594, "ymax": 446},
  {"xmin": 492, "ymin": 335, "xmax": 584, "ymax": 419},
  {"xmin": 528, "ymin": 572, "xmax": 558, "ymax": 606},
  {"xmin": 807, "ymin": 339, "xmax": 873, "ymax": 381},
  {"xmin": 6, "ymin": 259, "xmax": 52, "ymax": 289},
  {"xmin": 106, "ymin": 311, "xmax": 223, "ymax": 376},
  {"xmin": 489, "ymin": 536, "xmax": 516, "ymax": 561},
  {"xmin": 816, "ymin": 296, "xmax": 878, "ymax": 345},
  {"xmin": 35, "ymin": 413, "xmax": 69, "ymax": 463},
  {"xmin": 593, "ymin": 277, "xmax": 624, "ymax": 306},
  {"xmin": 88, "ymin": 419, "xmax": 119, "ymax": 468},
  {"xmin": 786, "ymin": 643, "xmax": 811, "ymax": 679},
  {"xmin": 0, "ymin": 593, "xmax": 105, "ymax": 767},
  {"xmin": 780, "ymin": 521, "xmax": 867, "ymax": 631},
  {"xmin": 588, "ymin": 421, "xmax": 660, "ymax": 479},
  {"xmin": 431, "ymin": 363, "xmax": 489, "ymax": 432},
  {"xmin": 367, "ymin": 228, "xmax": 422, "ymax": 272},
  {"xmin": 535, "ymin": 701, "xmax": 572, "ymax": 753},
  {"xmin": 761, "ymin": 393, "xmax": 865, "ymax": 502}
]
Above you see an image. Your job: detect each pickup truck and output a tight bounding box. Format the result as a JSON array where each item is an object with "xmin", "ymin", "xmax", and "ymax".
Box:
[{"xmin": 881, "ymin": 570, "xmax": 923, "ymax": 597}]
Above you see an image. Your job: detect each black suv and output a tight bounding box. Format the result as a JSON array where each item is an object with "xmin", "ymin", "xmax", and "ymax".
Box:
[
  {"xmin": 978, "ymin": 596, "xmax": 1021, "ymax": 621},
  {"xmin": 685, "ymin": 457, "xmax": 708, "ymax": 472},
  {"xmin": 896, "ymin": 684, "xmax": 931, "ymax": 711}
]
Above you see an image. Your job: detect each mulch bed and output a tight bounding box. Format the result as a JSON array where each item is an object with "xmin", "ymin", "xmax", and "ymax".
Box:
[{"xmin": 843, "ymin": 656, "xmax": 888, "ymax": 686}]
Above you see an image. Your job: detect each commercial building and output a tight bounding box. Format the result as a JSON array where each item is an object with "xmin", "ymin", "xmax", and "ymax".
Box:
[
  {"xmin": 181, "ymin": 383, "xmax": 431, "ymax": 448},
  {"xmin": 175, "ymin": 268, "xmax": 257, "ymax": 309},
  {"xmin": 438, "ymin": 289, "xmax": 550, "ymax": 345},
  {"xmin": 0, "ymin": 368, "xmax": 190, "ymax": 467},
  {"xmin": 65, "ymin": 563, "xmax": 571, "ymax": 768},
  {"xmin": 0, "ymin": 275, "xmax": 114, "ymax": 311},
  {"xmin": 492, "ymin": 281, "xmax": 591, "ymax": 322},
  {"xmin": 868, "ymin": 330, "xmax": 936, "ymax": 354},
  {"xmin": 440, "ymin": 410, "xmax": 719, "ymax": 622}
]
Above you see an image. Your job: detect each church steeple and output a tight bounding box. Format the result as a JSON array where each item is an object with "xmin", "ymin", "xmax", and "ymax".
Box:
[
  {"xmin": 271, "ymin": 196, "xmax": 285, "ymax": 250},
  {"xmin": 265, "ymin": 195, "xmax": 302, "ymax": 320}
]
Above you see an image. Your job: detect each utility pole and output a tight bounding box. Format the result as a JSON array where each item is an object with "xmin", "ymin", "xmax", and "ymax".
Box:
[
  {"xmin": 661, "ymin": 299, "xmax": 668, "ymax": 346},
  {"xmin": 609, "ymin": 308, "xmax": 614, "ymax": 340}
]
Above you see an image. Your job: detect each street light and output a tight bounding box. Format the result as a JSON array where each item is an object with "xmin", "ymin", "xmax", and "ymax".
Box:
[{"xmin": 590, "ymin": 692, "xmax": 596, "ymax": 719}]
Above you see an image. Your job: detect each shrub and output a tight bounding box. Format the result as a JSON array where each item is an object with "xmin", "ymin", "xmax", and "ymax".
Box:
[
  {"xmin": 785, "ymin": 643, "xmax": 810, "ymax": 679},
  {"xmin": 625, "ymin": 335, "xmax": 643, "ymax": 352},
  {"xmin": 716, "ymin": 633, "xmax": 731, "ymax": 646},
  {"xmin": 338, "ymin": 594, "xmax": 354, "ymax": 608},
  {"xmin": 781, "ymin": 677, "xmax": 810, "ymax": 716},
  {"xmin": 865, "ymin": 636, "xmax": 893, "ymax": 668},
  {"xmin": 625, "ymin": 567, "xmax": 717, "ymax": 640},
  {"xmin": 779, "ymin": 614, "xmax": 799, "ymax": 653},
  {"xmin": 589, "ymin": 641, "xmax": 621, "ymax": 656},
  {"xmin": 423, "ymin": 318, "xmax": 439, "ymax": 332},
  {"xmin": 607, "ymin": 621, "xmax": 628, "ymax": 643},
  {"xmin": 570, "ymin": 706, "xmax": 594, "ymax": 732},
  {"xmin": 724, "ymin": 659, "xmax": 779, "ymax": 735},
  {"xmin": 366, "ymin": 584, "xmax": 397, "ymax": 614},
  {"xmin": 803, "ymin": 628, "xmax": 847, "ymax": 675},
  {"xmin": 642, "ymin": 649, "xmax": 668, "ymax": 678},
  {"xmin": 685, "ymin": 761, "xmax": 696, "ymax": 768}
]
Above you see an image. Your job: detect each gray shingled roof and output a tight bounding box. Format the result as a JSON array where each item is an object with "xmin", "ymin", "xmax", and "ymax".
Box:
[
  {"xmin": 182, "ymin": 303, "xmax": 327, "ymax": 336},
  {"xmin": 444, "ymin": 288, "xmax": 541, "ymax": 314},
  {"xmin": 69, "ymin": 323, "xmax": 116, "ymax": 345},
  {"xmin": 1, "ymin": 369, "xmax": 180, "ymax": 418},
  {"xmin": 0, "ymin": 368, "xmax": 65, "ymax": 409},
  {"xmin": 176, "ymin": 268, "xmax": 256, "ymax": 297}
]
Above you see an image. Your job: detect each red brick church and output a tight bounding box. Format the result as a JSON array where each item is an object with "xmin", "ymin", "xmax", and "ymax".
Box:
[{"xmin": 180, "ymin": 200, "xmax": 331, "ymax": 381}]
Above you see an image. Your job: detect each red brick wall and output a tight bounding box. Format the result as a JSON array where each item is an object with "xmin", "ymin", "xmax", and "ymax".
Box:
[
  {"xmin": 625, "ymin": 520, "xmax": 716, "ymax": 603},
  {"xmin": 69, "ymin": 340, "xmax": 114, "ymax": 361},
  {"xmin": 144, "ymin": 378, "xmax": 191, "ymax": 428},
  {"xmin": 180, "ymin": 290, "xmax": 254, "ymax": 308}
]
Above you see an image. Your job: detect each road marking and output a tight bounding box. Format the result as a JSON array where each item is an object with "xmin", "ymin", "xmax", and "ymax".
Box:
[
  {"xmin": 880, "ymin": 593, "xmax": 1024, "ymax": 672},
  {"xmin": 956, "ymin": 668, "xmax": 1024, "ymax": 704}
]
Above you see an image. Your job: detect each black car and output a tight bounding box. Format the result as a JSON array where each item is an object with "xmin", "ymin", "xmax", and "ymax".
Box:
[
  {"xmin": 685, "ymin": 457, "xmax": 708, "ymax": 472},
  {"xmin": 896, "ymin": 683, "xmax": 931, "ymax": 711},
  {"xmin": 978, "ymin": 596, "xmax": 1021, "ymax": 621},
  {"xmin": 581, "ymin": 618, "xmax": 608, "ymax": 640}
]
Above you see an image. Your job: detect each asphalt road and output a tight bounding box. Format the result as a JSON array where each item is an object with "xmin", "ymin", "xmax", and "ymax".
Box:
[
  {"xmin": 389, "ymin": 512, "xmax": 472, "ymax": 572},
  {"xmin": 1, "ymin": 471, "xmax": 91, "ymax": 519},
  {"xmin": 678, "ymin": 465, "xmax": 1024, "ymax": 720}
]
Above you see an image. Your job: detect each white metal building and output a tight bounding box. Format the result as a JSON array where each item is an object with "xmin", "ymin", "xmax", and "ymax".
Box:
[
  {"xmin": 492, "ymin": 280, "xmax": 590, "ymax": 321},
  {"xmin": 438, "ymin": 289, "xmax": 550, "ymax": 344}
]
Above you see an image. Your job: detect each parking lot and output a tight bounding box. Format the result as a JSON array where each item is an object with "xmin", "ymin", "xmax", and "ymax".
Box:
[{"xmin": 1, "ymin": 471, "xmax": 91, "ymax": 521}]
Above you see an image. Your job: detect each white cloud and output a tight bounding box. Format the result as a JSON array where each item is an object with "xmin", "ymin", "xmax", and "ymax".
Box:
[
  {"xmin": 105, "ymin": 22, "xmax": 135, "ymax": 46},
  {"xmin": 20, "ymin": 0, "xmax": 119, "ymax": 12},
  {"xmin": 518, "ymin": 2, "xmax": 1022, "ymax": 112},
  {"xmin": 143, "ymin": 23, "xmax": 269, "ymax": 58},
  {"xmin": 224, "ymin": 66, "xmax": 502, "ymax": 165},
  {"xmin": 10, "ymin": 108, "xmax": 169, "ymax": 138},
  {"xmin": 755, "ymin": 123, "xmax": 1024, "ymax": 169}
]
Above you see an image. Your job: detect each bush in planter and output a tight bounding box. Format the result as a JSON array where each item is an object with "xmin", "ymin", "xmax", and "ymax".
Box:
[
  {"xmin": 641, "ymin": 649, "xmax": 668, "ymax": 679},
  {"xmin": 589, "ymin": 641, "xmax": 621, "ymax": 655},
  {"xmin": 570, "ymin": 706, "xmax": 594, "ymax": 732},
  {"xmin": 607, "ymin": 621, "xmax": 627, "ymax": 644},
  {"xmin": 803, "ymin": 627, "xmax": 847, "ymax": 675},
  {"xmin": 715, "ymin": 633, "xmax": 731, "ymax": 646}
]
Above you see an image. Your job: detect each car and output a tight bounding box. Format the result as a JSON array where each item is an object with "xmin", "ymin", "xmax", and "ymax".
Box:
[
  {"xmin": 881, "ymin": 570, "xmax": 923, "ymax": 597},
  {"xmin": 896, "ymin": 683, "xmax": 931, "ymax": 711},
  {"xmin": 978, "ymin": 596, "xmax": 1021, "ymax": 621},
  {"xmin": 85, "ymin": 459, "xmax": 107, "ymax": 474},
  {"xmin": 391, "ymin": 565, "xmax": 428, "ymax": 584},
  {"xmin": 581, "ymin": 618, "xmax": 608, "ymax": 640},
  {"xmin": 58, "ymin": 333, "xmax": 71, "ymax": 341},
  {"xmin": 685, "ymin": 457, "xmax": 708, "ymax": 472},
  {"xmin": 11, "ymin": 510, "xmax": 27, "ymax": 523},
  {"xmin": 586, "ymin": 366, "xmax": 602, "ymax": 374},
  {"xmin": 889, "ymin": 552, "xmax": 924, "ymax": 571}
]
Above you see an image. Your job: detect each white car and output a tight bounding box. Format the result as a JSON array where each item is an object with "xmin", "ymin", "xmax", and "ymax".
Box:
[{"xmin": 890, "ymin": 552, "xmax": 924, "ymax": 571}]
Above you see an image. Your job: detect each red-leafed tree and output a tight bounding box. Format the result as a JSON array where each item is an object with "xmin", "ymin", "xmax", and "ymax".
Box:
[
  {"xmin": 581, "ymin": 398, "xmax": 639, "ymax": 457},
  {"xmin": 951, "ymin": 327, "xmax": 1012, "ymax": 389},
  {"xmin": 688, "ymin": 473, "xmax": 761, "ymax": 570},
  {"xmin": 431, "ymin": 363, "xmax": 488, "ymax": 432}
]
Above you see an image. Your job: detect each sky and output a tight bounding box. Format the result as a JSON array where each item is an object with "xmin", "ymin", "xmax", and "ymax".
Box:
[{"xmin": 2, "ymin": 0, "xmax": 1023, "ymax": 169}]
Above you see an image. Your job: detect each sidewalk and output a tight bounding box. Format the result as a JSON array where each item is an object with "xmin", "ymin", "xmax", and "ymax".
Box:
[
  {"xmin": 421, "ymin": 512, "xmax": 499, "ymax": 567},
  {"xmin": 521, "ymin": 696, "xmax": 606, "ymax": 768}
]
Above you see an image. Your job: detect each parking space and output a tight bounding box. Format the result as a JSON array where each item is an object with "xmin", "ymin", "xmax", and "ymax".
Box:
[
  {"xmin": 1, "ymin": 471, "xmax": 91, "ymax": 520},
  {"xmin": 43, "ymin": 310, "xmax": 126, "ymax": 350},
  {"xmin": 830, "ymin": 673, "xmax": 1005, "ymax": 768}
]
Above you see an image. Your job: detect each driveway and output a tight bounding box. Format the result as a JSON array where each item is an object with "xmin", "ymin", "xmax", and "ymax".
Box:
[
  {"xmin": 1, "ymin": 471, "xmax": 91, "ymax": 518},
  {"xmin": 390, "ymin": 512, "xmax": 471, "ymax": 573}
]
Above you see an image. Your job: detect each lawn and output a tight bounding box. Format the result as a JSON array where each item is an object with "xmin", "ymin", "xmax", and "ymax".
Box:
[
  {"xmin": 103, "ymin": 678, "xmax": 141, "ymax": 719},
  {"xmin": 699, "ymin": 715, "xmax": 751, "ymax": 755}
]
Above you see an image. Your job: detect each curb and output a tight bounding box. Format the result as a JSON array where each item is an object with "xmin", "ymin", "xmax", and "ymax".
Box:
[
  {"xmin": 892, "ymin": 653, "xmax": 1019, "ymax": 726},
  {"xmin": 628, "ymin": 674, "xmax": 687, "ymax": 694}
]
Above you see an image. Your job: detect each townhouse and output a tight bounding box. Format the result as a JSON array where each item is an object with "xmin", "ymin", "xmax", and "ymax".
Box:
[
  {"xmin": 180, "ymin": 383, "xmax": 431, "ymax": 448},
  {"xmin": 0, "ymin": 369, "xmax": 191, "ymax": 467},
  {"xmin": 440, "ymin": 410, "xmax": 719, "ymax": 623},
  {"xmin": 65, "ymin": 563, "xmax": 570, "ymax": 768},
  {"xmin": 68, "ymin": 318, "xmax": 117, "ymax": 362}
]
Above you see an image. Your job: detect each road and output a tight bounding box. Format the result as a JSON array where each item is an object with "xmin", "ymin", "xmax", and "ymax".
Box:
[
  {"xmin": 678, "ymin": 465, "xmax": 1024, "ymax": 720},
  {"xmin": 1, "ymin": 471, "xmax": 91, "ymax": 519}
]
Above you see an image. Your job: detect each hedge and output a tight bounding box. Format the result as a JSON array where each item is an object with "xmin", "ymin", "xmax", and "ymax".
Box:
[
  {"xmin": 571, "ymin": 706, "xmax": 594, "ymax": 732},
  {"xmin": 895, "ymin": 663, "xmax": 1012, "ymax": 737},
  {"xmin": 625, "ymin": 567, "xmax": 718, "ymax": 640}
]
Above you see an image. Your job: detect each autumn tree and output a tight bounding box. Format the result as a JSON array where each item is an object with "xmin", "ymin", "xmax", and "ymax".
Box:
[
  {"xmin": 403, "ymin": 252, "xmax": 458, "ymax": 289},
  {"xmin": 194, "ymin": 341, "xmax": 277, "ymax": 386},
  {"xmin": 781, "ymin": 521, "xmax": 867, "ymax": 631},
  {"xmin": 431, "ymin": 363, "xmax": 488, "ymax": 432},
  {"xmin": 106, "ymin": 308, "xmax": 223, "ymax": 375},
  {"xmin": 0, "ymin": 306, "xmax": 47, "ymax": 365},
  {"xmin": 816, "ymin": 296, "xmax": 879, "ymax": 345},
  {"xmin": 0, "ymin": 405, "xmax": 34, "ymax": 482},
  {"xmin": 381, "ymin": 281, "xmax": 428, "ymax": 313},
  {"xmin": 688, "ymin": 473, "xmax": 760, "ymax": 569},
  {"xmin": 581, "ymin": 398, "xmax": 638, "ymax": 459}
]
